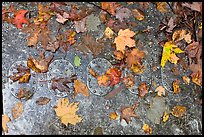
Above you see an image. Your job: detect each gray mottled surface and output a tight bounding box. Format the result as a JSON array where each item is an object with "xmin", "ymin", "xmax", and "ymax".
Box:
[{"xmin": 2, "ymin": 2, "xmax": 202, "ymax": 135}]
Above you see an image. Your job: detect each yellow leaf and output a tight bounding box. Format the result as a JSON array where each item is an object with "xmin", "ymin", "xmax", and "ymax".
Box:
[
  {"xmin": 104, "ymin": 27, "xmax": 114, "ymax": 39},
  {"xmin": 131, "ymin": 64, "xmax": 144, "ymax": 74},
  {"xmin": 173, "ymin": 80, "xmax": 180, "ymax": 94},
  {"xmin": 74, "ymin": 79, "xmax": 89, "ymax": 97},
  {"xmin": 171, "ymin": 106, "xmax": 186, "ymax": 118},
  {"xmin": 162, "ymin": 111, "xmax": 169, "ymax": 122},
  {"xmin": 2, "ymin": 114, "xmax": 11, "ymax": 133},
  {"xmin": 173, "ymin": 47, "xmax": 184, "ymax": 54},
  {"xmin": 97, "ymin": 75, "xmax": 110, "ymax": 86},
  {"xmin": 155, "ymin": 86, "xmax": 165, "ymax": 96},
  {"xmin": 156, "ymin": 2, "xmax": 167, "ymax": 13},
  {"xmin": 142, "ymin": 123, "xmax": 152, "ymax": 134},
  {"xmin": 54, "ymin": 98, "xmax": 82, "ymax": 126},
  {"xmin": 182, "ymin": 76, "xmax": 190, "ymax": 85},
  {"xmin": 109, "ymin": 112, "xmax": 118, "ymax": 120}
]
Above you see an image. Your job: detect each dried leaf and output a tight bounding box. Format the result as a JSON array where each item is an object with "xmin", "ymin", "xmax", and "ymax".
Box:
[
  {"xmin": 27, "ymin": 29, "xmax": 41, "ymax": 47},
  {"xmin": 36, "ymin": 97, "xmax": 51, "ymax": 105},
  {"xmin": 105, "ymin": 68, "xmax": 122, "ymax": 86},
  {"xmin": 115, "ymin": 7, "xmax": 132, "ymax": 22},
  {"xmin": 104, "ymin": 84, "xmax": 125, "ymax": 99},
  {"xmin": 120, "ymin": 103, "xmax": 139, "ymax": 124},
  {"xmin": 17, "ymin": 87, "xmax": 33, "ymax": 100},
  {"xmin": 101, "ymin": 2, "xmax": 120, "ymax": 15},
  {"xmin": 162, "ymin": 111, "xmax": 169, "ymax": 122},
  {"xmin": 169, "ymin": 53, "xmax": 180, "ymax": 65},
  {"xmin": 173, "ymin": 79, "xmax": 180, "ymax": 94},
  {"xmin": 182, "ymin": 76, "xmax": 190, "ymax": 85},
  {"xmin": 132, "ymin": 9, "xmax": 145, "ymax": 21},
  {"xmin": 190, "ymin": 62, "xmax": 202, "ymax": 86},
  {"xmin": 104, "ymin": 27, "xmax": 114, "ymax": 39},
  {"xmin": 74, "ymin": 55, "xmax": 81, "ymax": 67},
  {"xmin": 114, "ymin": 29, "xmax": 136, "ymax": 54},
  {"xmin": 171, "ymin": 106, "xmax": 186, "ymax": 118},
  {"xmin": 185, "ymin": 41, "xmax": 201, "ymax": 60},
  {"xmin": 114, "ymin": 50, "xmax": 124, "ymax": 60},
  {"xmin": 2, "ymin": 114, "xmax": 11, "ymax": 133},
  {"xmin": 182, "ymin": 2, "xmax": 202, "ymax": 13},
  {"xmin": 8, "ymin": 64, "xmax": 31, "ymax": 83},
  {"xmin": 74, "ymin": 17, "xmax": 87, "ymax": 33},
  {"xmin": 12, "ymin": 9, "xmax": 29, "ymax": 29},
  {"xmin": 122, "ymin": 75, "xmax": 134, "ymax": 88},
  {"xmin": 166, "ymin": 17, "xmax": 176, "ymax": 32},
  {"xmin": 142, "ymin": 123, "xmax": 152, "ymax": 134},
  {"xmin": 138, "ymin": 82, "xmax": 148, "ymax": 97},
  {"xmin": 99, "ymin": 11, "xmax": 107, "ymax": 23},
  {"xmin": 54, "ymin": 98, "xmax": 82, "ymax": 125},
  {"xmin": 172, "ymin": 29, "xmax": 192, "ymax": 44},
  {"xmin": 155, "ymin": 86, "xmax": 165, "ymax": 96},
  {"xmin": 97, "ymin": 75, "xmax": 110, "ymax": 86},
  {"xmin": 109, "ymin": 112, "xmax": 118, "ymax": 120},
  {"xmin": 56, "ymin": 12, "xmax": 69, "ymax": 24},
  {"xmin": 94, "ymin": 126, "xmax": 103, "ymax": 135},
  {"xmin": 74, "ymin": 79, "xmax": 89, "ymax": 97},
  {"xmin": 156, "ymin": 2, "xmax": 167, "ymax": 13},
  {"xmin": 27, "ymin": 51, "xmax": 54, "ymax": 73},
  {"xmin": 12, "ymin": 102, "xmax": 24, "ymax": 119},
  {"xmin": 88, "ymin": 68, "xmax": 98, "ymax": 77}
]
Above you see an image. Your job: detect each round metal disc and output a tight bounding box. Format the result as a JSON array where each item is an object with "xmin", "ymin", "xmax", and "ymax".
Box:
[{"xmin": 87, "ymin": 58, "xmax": 113, "ymax": 96}]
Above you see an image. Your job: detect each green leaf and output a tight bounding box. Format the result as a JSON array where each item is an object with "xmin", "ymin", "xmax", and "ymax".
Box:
[{"xmin": 74, "ymin": 55, "xmax": 81, "ymax": 67}]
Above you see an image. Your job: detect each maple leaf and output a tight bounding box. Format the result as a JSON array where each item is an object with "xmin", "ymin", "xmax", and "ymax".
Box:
[
  {"xmin": 36, "ymin": 97, "xmax": 51, "ymax": 105},
  {"xmin": 27, "ymin": 51, "xmax": 54, "ymax": 73},
  {"xmin": 101, "ymin": 2, "xmax": 120, "ymax": 15},
  {"xmin": 12, "ymin": 9, "xmax": 29, "ymax": 29},
  {"xmin": 97, "ymin": 75, "xmax": 110, "ymax": 86},
  {"xmin": 155, "ymin": 86, "xmax": 165, "ymax": 96},
  {"xmin": 173, "ymin": 79, "xmax": 180, "ymax": 94},
  {"xmin": 2, "ymin": 114, "xmax": 11, "ymax": 133},
  {"xmin": 115, "ymin": 7, "xmax": 132, "ymax": 22},
  {"xmin": 132, "ymin": 9, "xmax": 145, "ymax": 21},
  {"xmin": 105, "ymin": 68, "xmax": 122, "ymax": 86},
  {"xmin": 74, "ymin": 79, "xmax": 89, "ymax": 97},
  {"xmin": 51, "ymin": 75, "xmax": 77, "ymax": 92},
  {"xmin": 109, "ymin": 112, "xmax": 118, "ymax": 120},
  {"xmin": 8, "ymin": 64, "xmax": 31, "ymax": 83},
  {"xmin": 142, "ymin": 123, "xmax": 152, "ymax": 134},
  {"xmin": 12, "ymin": 102, "xmax": 24, "ymax": 119},
  {"xmin": 171, "ymin": 106, "xmax": 186, "ymax": 118},
  {"xmin": 54, "ymin": 98, "xmax": 82, "ymax": 126},
  {"xmin": 172, "ymin": 29, "xmax": 192, "ymax": 44},
  {"xmin": 138, "ymin": 82, "xmax": 148, "ymax": 97},
  {"xmin": 120, "ymin": 103, "xmax": 139, "ymax": 124},
  {"xmin": 114, "ymin": 29, "xmax": 136, "ymax": 54}
]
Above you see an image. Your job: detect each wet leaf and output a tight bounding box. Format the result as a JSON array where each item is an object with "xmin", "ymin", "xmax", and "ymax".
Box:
[
  {"xmin": 156, "ymin": 2, "xmax": 167, "ymax": 13},
  {"xmin": 74, "ymin": 55, "xmax": 81, "ymax": 67},
  {"xmin": 12, "ymin": 9, "xmax": 29, "ymax": 29},
  {"xmin": 104, "ymin": 27, "xmax": 114, "ymax": 39},
  {"xmin": 171, "ymin": 106, "xmax": 186, "ymax": 118},
  {"xmin": 172, "ymin": 29, "xmax": 192, "ymax": 44},
  {"xmin": 162, "ymin": 111, "xmax": 169, "ymax": 123},
  {"xmin": 54, "ymin": 98, "xmax": 82, "ymax": 126},
  {"xmin": 8, "ymin": 64, "xmax": 31, "ymax": 83},
  {"xmin": 105, "ymin": 68, "xmax": 122, "ymax": 86},
  {"xmin": 132, "ymin": 9, "xmax": 145, "ymax": 21},
  {"xmin": 173, "ymin": 79, "xmax": 180, "ymax": 94},
  {"xmin": 114, "ymin": 29, "xmax": 136, "ymax": 53},
  {"xmin": 138, "ymin": 82, "xmax": 148, "ymax": 97},
  {"xmin": 51, "ymin": 75, "xmax": 77, "ymax": 92},
  {"xmin": 97, "ymin": 75, "xmax": 109, "ymax": 86},
  {"xmin": 27, "ymin": 51, "xmax": 54, "ymax": 73},
  {"xmin": 2, "ymin": 114, "xmax": 11, "ymax": 133},
  {"xmin": 101, "ymin": 2, "xmax": 120, "ymax": 15},
  {"xmin": 74, "ymin": 79, "xmax": 89, "ymax": 97},
  {"xmin": 120, "ymin": 103, "xmax": 139, "ymax": 124},
  {"xmin": 142, "ymin": 123, "xmax": 152, "ymax": 134},
  {"xmin": 12, "ymin": 102, "xmax": 24, "ymax": 119},
  {"xmin": 115, "ymin": 7, "xmax": 132, "ymax": 22},
  {"xmin": 109, "ymin": 112, "xmax": 118, "ymax": 120},
  {"xmin": 182, "ymin": 76, "xmax": 190, "ymax": 85},
  {"xmin": 36, "ymin": 97, "xmax": 51, "ymax": 105},
  {"xmin": 155, "ymin": 86, "xmax": 165, "ymax": 96}
]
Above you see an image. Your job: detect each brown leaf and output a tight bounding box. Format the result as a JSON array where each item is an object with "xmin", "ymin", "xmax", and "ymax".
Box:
[
  {"xmin": 122, "ymin": 75, "xmax": 134, "ymax": 88},
  {"xmin": 120, "ymin": 103, "xmax": 139, "ymax": 124},
  {"xmin": 17, "ymin": 87, "xmax": 33, "ymax": 99},
  {"xmin": 185, "ymin": 41, "xmax": 201, "ymax": 61},
  {"xmin": 27, "ymin": 51, "xmax": 54, "ymax": 73},
  {"xmin": 8, "ymin": 64, "xmax": 31, "ymax": 83},
  {"xmin": 173, "ymin": 79, "xmax": 180, "ymax": 94},
  {"xmin": 155, "ymin": 86, "xmax": 165, "ymax": 96},
  {"xmin": 2, "ymin": 114, "xmax": 11, "ymax": 133},
  {"xmin": 27, "ymin": 29, "xmax": 41, "ymax": 47},
  {"xmin": 115, "ymin": 7, "xmax": 132, "ymax": 22},
  {"xmin": 189, "ymin": 62, "xmax": 202, "ymax": 86},
  {"xmin": 74, "ymin": 17, "xmax": 87, "ymax": 33},
  {"xmin": 166, "ymin": 17, "xmax": 176, "ymax": 32},
  {"xmin": 101, "ymin": 2, "xmax": 120, "ymax": 15},
  {"xmin": 172, "ymin": 29, "xmax": 192, "ymax": 44},
  {"xmin": 88, "ymin": 68, "xmax": 98, "ymax": 77},
  {"xmin": 132, "ymin": 9, "xmax": 145, "ymax": 21},
  {"xmin": 138, "ymin": 2, "xmax": 150, "ymax": 9},
  {"xmin": 12, "ymin": 102, "xmax": 24, "ymax": 119},
  {"xmin": 182, "ymin": 76, "xmax": 190, "ymax": 85},
  {"xmin": 182, "ymin": 2, "xmax": 202, "ymax": 13},
  {"xmin": 104, "ymin": 84, "xmax": 125, "ymax": 99},
  {"xmin": 56, "ymin": 12, "xmax": 69, "ymax": 24},
  {"xmin": 99, "ymin": 11, "xmax": 107, "ymax": 23},
  {"xmin": 114, "ymin": 50, "xmax": 124, "ymax": 60},
  {"xmin": 156, "ymin": 2, "xmax": 167, "ymax": 13},
  {"xmin": 74, "ymin": 79, "xmax": 89, "ymax": 97},
  {"xmin": 171, "ymin": 106, "xmax": 186, "ymax": 118},
  {"xmin": 36, "ymin": 97, "xmax": 51, "ymax": 105},
  {"xmin": 138, "ymin": 82, "xmax": 148, "ymax": 97}
]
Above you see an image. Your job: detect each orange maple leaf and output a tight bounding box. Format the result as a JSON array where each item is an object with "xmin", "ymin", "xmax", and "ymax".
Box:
[{"xmin": 13, "ymin": 9, "xmax": 29, "ymax": 29}]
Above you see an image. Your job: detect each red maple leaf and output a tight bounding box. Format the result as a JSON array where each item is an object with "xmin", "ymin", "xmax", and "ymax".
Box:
[
  {"xmin": 13, "ymin": 9, "xmax": 29, "ymax": 29},
  {"xmin": 106, "ymin": 68, "xmax": 122, "ymax": 86}
]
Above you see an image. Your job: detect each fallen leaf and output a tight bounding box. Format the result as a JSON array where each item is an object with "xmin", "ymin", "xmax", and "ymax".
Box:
[
  {"xmin": 138, "ymin": 2, "xmax": 150, "ymax": 9},
  {"xmin": 74, "ymin": 55, "xmax": 81, "ymax": 67},
  {"xmin": 162, "ymin": 111, "xmax": 169, "ymax": 122},
  {"xmin": 109, "ymin": 112, "xmax": 118, "ymax": 120},
  {"xmin": 171, "ymin": 106, "xmax": 186, "ymax": 118},
  {"xmin": 2, "ymin": 114, "xmax": 11, "ymax": 133},
  {"xmin": 142, "ymin": 123, "xmax": 152, "ymax": 134},
  {"xmin": 182, "ymin": 2, "xmax": 202, "ymax": 13},
  {"xmin": 104, "ymin": 84, "xmax": 126, "ymax": 99},
  {"xmin": 166, "ymin": 17, "xmax": 176, "ymax": 33},
  {"xmin": 189, "ymin": 62, "xmax": 202, "ymax": 86},
  {"xmin": 17, "ymin": 87, "xmax": 33, "ymax": 100},
  {"xmin": 56, "ymin": 12, "xmax": 69, "ymax": 24},
  {"xmin": 51, "ymin": 75, "xmax": 77, "ymax": 92},
  {"xmin": 97, "ymin": 75, "xmax": 110, "ymax": 86},
  {"xmin": 182, "ymin": 76, "xmax": 190, "ymax": 85},
  {"xmin": 169, "ymin": 53, "xmax": 180, "ymax": 65},
  {"xmin": 115, "ymin": 7, "xmax": 132, "ymax": 22},
  {"xmin": 12, "ymin": 9, "xmax": 29, "ymax": 29},
  {"xmin": 114, "ymin": 29, "xmax": 136, "ymax": 53},
  {"xmin": 74, "ymin": 17, "xmax": 87, "ymax": 33},
  {"xmin": 114, "ymin": 50, "xmax": 124, "ymax": 60},
  {"xmin": 122, "ymin": 75, "xmax": 134, "ymax": 88},
  {"xmin": 54, "ymin": 98, "xmax": 82, "ymax": 125},
  {"xmin": 27, "ymin": 51, "xmax": 54, "ymax": 73},
  {"xmin": 27, "ymin": 29, "xmax": 41, "ymax": 47},
  {"xmin": 132, "ymin": 9, "xmax": 145, "ymax": 21},
  {"xmin": 8, "ymin": 64, "xmax": 31, "ymax": 83},
  {"xmin": 99, "ymin": 11, "xmax": 107, "ymax": 23},
  {"xmin": 172, "ymin": 29, "xmax": 192, "ymax": 44},
  {"xmin": 104, "ymin": 27, "xmax": 114, "ymax": 39},
  {"xmin": 105, "ymin": 68, "xmax": 122, "ymax": 86},
  {"xmin": 12, "ymin": 102, "xmax": 24, "ymax": 119},
  {"xmin": 101, "ymin": 2, "xmax": 120, "ymax": 15},
  {"xmin": 156, "ymin": 2, "xmax": 167, "ymax": 13},
  {"xmin": 61, "ymin": 30, "xmax": 76, "ymax": 53},
  {"xmin": 185, "ymin": 41, "xmax": 201, "ymax": 61},
  {"xmin": 120, "ymin": 103, "xmax": 139, "ymax": 124},
  {"xmin": 36, "ymin": 97, "xmax": 51, "ymax": 105},
  {"xmin": 88, "ymin": 68, "xmax": 98, "ymax": 77},
  {"xmin": 173, "ymin": 79, "xmax": 180, "ymax": 94},
  {"xmin": 138, "ymin": 82, "xmax": 148, "ymax": 97},
  {"xmin": 74, "ymin": 79, "xmax": 89, "ymax": 97},
  {"xmin": 155, "ymin": 86, "xmax": 165, "ymax": 96}
]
